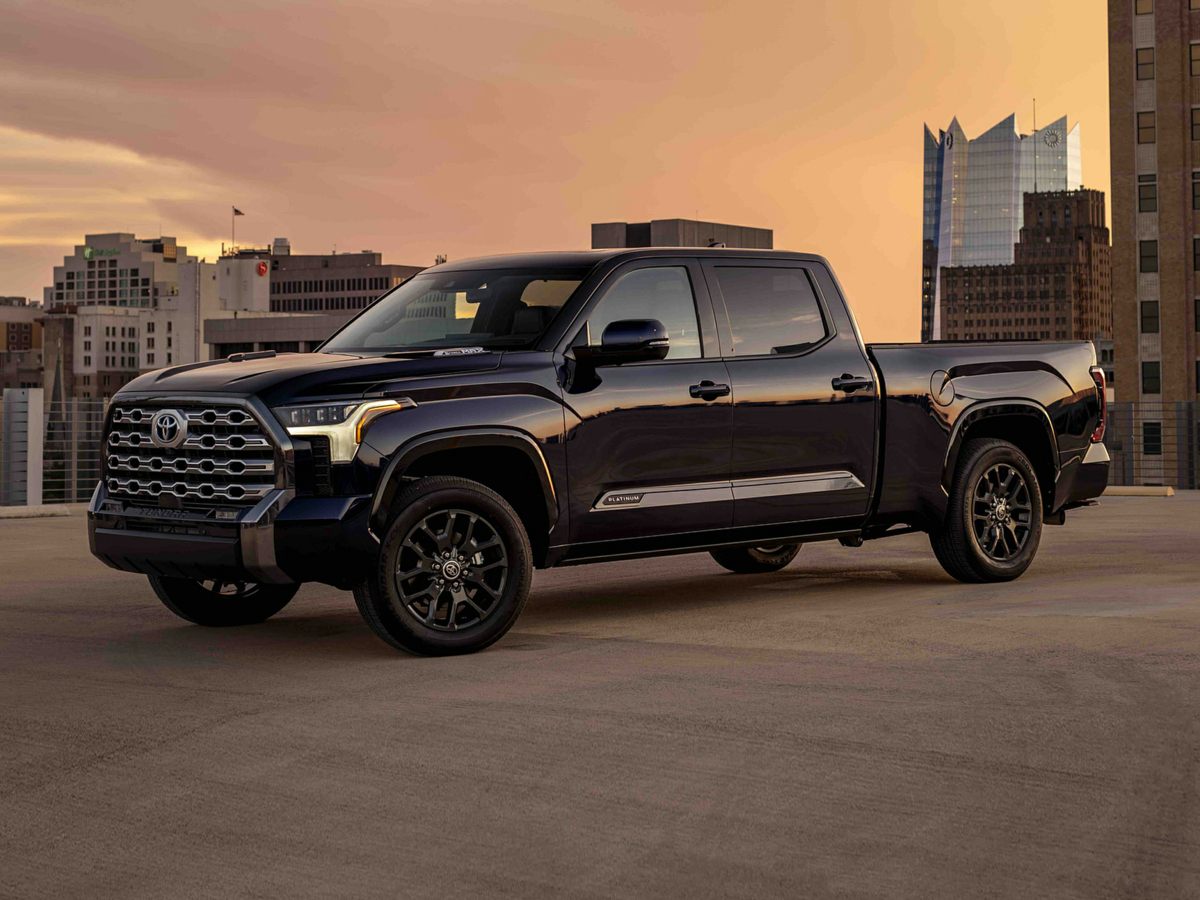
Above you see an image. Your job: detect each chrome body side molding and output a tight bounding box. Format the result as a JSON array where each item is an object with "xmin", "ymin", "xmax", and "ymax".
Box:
[{"xmin": 592, "ymin": 470, "xmax": 865, "ymax": 512}]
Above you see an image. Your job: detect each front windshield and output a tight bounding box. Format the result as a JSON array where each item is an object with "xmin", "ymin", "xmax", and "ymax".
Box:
[{"xmin": 321, "ymin": 267, "xmax": 589, "ymax": 354}]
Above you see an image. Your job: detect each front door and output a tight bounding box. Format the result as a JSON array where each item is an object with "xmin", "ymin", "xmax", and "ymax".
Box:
[
  {"xmin": 562, "ymin": 260, "xmax": 733, "ymax": 545},
  {"xmin": 702, "ymin": 260, "xmax": 878, "ymax": 529}
]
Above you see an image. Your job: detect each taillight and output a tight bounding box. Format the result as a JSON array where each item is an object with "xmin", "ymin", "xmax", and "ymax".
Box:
[{"xmin": 1089, "ymin": 365, "xmax": 1106, "ymax": 443}]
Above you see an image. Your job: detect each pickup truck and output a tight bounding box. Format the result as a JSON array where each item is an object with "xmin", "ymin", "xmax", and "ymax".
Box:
[{"xmin": 88, "ymin": 249, "xmax": 1109, "ymax": 655}]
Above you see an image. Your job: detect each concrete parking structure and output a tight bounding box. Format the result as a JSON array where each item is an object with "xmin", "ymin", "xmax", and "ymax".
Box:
[{"xmin": 2, "ymin": 495, "xmax": 1199, "ymax": 897}]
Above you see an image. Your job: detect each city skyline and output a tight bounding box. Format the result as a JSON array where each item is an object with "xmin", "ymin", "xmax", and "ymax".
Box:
[
  {"xmin": 0, "ymin": 1, "xmax": 1109, "ymax": 342},
  {"xmin": 921, "ymin": 113, "xmax": 1084, "ymax": 340}
]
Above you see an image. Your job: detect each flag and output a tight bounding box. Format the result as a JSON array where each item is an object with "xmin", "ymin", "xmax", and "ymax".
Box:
[{"xmin": 232, "ymin": 207, "xmax": 245, "ymax": 216}]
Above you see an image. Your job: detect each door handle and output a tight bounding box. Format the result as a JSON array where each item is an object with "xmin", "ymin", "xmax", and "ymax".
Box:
[
  {"xmin": 831, "ymin": 373, "xmax": 873, "ymax": 394},
  {"xmin": 689, "ymin": 380, "xmax": 730, "ymax": 401}
]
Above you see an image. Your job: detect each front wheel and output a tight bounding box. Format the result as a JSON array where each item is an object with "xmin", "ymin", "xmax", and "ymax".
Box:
[
  {"xmin": 710, "ymin": 543, "xmax": 802, "ymax": 574},
  {"xmin": 353, "ymin": 476, "xmax": 533, "ymax": 656},
  {"xmin": 930, "ymin": 437, "xmax": 1043, "ymax": 583},
  {"xmin": 148, "ymin": 576, "xmax": 298, "ymax": 626}
]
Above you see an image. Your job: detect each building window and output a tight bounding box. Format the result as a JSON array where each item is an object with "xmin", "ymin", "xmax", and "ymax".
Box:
[
  {"xmin": 1141, "ymin": 300, "xmax": 1160, "ymax": 333},
  {"xmin": 1142, "ymin": 361, "xmax": 1162, "ymax": 394},
  {"xmin": 1143, "ymin": 421, "xmax": 1163, "ymax": 456},
  {"xmin": 1140, "ymin": 240, "xmax": 1159, "ymax": 273},
  {"xmin": 1138, "ymin": 111, "xmax": 1156, "ymax": 144},
  {"xmin": 1137, "ymin": 48, "xmax": 1156, "ymax": 79},
  {"xmin": 1195, "ymin": 237, "xmax": 1200, "ymax": 270},
  {"xmin": 1193, "ymin": 108, "xmax": 1200, "ymax": 141},
  {"xmin": 1139, "ymin": 174, "xmax": 1158, "ymax": 212},
  {"xmin": 1136, "ymin": 0, "xmax": 1153, "ymax": 11}
]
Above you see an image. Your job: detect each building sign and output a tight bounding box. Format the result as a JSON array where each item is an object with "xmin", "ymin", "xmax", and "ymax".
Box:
[
  {"xmin": 257, "ymin": 261, "xmax": 268, "ymax": 277},
  {"xmin": 82, "ymin": 246, "xmax": 120, "ymax": 260}
]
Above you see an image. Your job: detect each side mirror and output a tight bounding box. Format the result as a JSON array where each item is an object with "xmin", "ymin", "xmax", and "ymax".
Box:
[{"xmin": 576, "ymin": 319, "xmax": 670, "ymax": 367}]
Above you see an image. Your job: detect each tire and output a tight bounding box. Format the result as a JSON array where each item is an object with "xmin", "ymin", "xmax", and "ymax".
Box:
[
  {"xmin": 353, "ymin": 476, "xmax": 533, "ymax": 656},
  {"xmin": 710, "ymin": 543, "xmax": 802, "ymax": 574},
  {"xmin": 930, "ymin": 437, "xmax": 1043, "ymax": 583},
  {"xmin": 148, "ymin": 575, "xmax": 298, "ymax": 626}
]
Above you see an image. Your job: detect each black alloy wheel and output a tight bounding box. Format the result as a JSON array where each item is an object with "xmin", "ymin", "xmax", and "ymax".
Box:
[
  {"xmin": 394, "ymin": 508, "xmax": 509, "ymax": 632},
  {"xmin": 971, "ymin": 462, "xmax": 1033, "ymax": 562},
  {"xmin": 148, "ymin": 575, "xmax": 298, "ymax": 626},
  {"xmin": 710, "ymin": 543, "xmax": 802, "ymax": 574},
  {"xmin": 930, "ymin": 437, "xmax": 1043, "ymax": 583},
  {"xmin": 354, "ymin": 476, "xmax": 533, "ymax": 655}
]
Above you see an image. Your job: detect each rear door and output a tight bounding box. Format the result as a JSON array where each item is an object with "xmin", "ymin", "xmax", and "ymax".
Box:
[
  {"xmin": 562, "ymin": 258, "xmax": 733, "ymax": 544},
  {"xmin": 701, "ymin": 259, "xmax": 877, "ymax": 528}
]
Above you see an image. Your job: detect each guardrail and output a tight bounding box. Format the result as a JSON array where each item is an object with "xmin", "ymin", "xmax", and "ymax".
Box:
[
  {"xmin": 1104, "ymin": 401, "xmax": 1197, "ymax": 489},
  {"xmin": 2, "ymin": 392, "xmax": 1197, "ymax": 507},
  {"xmin": 41, "ymin": 398, "xmax": 108, "ymax": 503}
]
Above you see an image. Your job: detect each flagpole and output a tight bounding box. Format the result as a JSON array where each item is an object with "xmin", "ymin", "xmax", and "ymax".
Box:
[{"xmin": 231, "ymin": 206, "xmax": 235, "ymax": 252}]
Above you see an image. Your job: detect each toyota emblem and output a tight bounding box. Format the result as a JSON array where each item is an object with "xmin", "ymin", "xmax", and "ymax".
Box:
[{"xmin": 150, "ymin": 409, "xmax": 187, "ymax": 449}]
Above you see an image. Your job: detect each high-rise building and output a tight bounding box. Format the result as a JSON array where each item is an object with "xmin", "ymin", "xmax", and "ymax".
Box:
[
  {"xmin": 591, "ymin": 219, "xmax": 773, "ymax": 250},
  {"xmin": 44, "ymin": 233, "xmax": 196, "ymax": 310},
  {"xmin": 1108, "ymin": 0, "xmax": 1200, "ymax": 487},
  {"xmin": 38, "ymin": 234, "xmax": 424, "ymax": 400},
  {"xmin": 223, "ymin": 241, "xmax": 422, "ymax": 313},
  {"xmin": 939, "ymin": 189, "xmax": 1112, "ymax": 343},
  {"xmin": 922, "ymin": 114, "xmax": 1083, "ymax": 340},
  {"xmin": 39, "ymin": 233, "xmax": 240, "ymax": 399}
]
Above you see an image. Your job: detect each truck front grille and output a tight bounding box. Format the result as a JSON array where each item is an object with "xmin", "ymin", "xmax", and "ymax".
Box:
[{"xmin": 105, "ymin": 404, "xmax": 278, "ymax": 508}]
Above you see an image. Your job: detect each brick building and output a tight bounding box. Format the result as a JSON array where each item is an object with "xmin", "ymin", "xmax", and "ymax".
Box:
[
  {"xmin": 939, "ymin": 190, "xmax": 1112, "ymax": 344},
  {"xmin": 1108, "ymin": 0, "xmax": 1200, "ymax": 486}
]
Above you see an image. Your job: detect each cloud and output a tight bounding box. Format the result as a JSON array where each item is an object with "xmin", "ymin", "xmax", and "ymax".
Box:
[{"xmin": 0, "ymin": 0, "xmax": 1109, "ymax": 340}]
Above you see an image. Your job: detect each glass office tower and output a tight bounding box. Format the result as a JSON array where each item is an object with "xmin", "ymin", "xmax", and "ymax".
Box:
[{"xmin": 921, "ymin": 114, "xmax": 1082, "ymax": 340}]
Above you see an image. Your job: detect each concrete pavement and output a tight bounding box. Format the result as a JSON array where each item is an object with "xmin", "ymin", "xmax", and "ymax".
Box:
[{"xmin": 2, "ymin": 496, "xmax": 1199, "ymax": 898}]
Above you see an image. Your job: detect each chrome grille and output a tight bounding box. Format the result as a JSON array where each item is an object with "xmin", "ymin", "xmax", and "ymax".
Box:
[{"xmin": 105, "ymin": 404, "xmax": 278, "ymax": 508}]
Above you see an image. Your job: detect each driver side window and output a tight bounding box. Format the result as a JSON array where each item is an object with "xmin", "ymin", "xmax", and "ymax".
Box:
[{"xmin": 585, "ymin": 266, "xmax": 702, "ymax": 360}]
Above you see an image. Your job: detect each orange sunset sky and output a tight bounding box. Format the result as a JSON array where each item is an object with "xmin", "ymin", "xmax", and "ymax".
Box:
[{"xmin": 0, "ymin": 0, "xmax": 1108, "ymax": 342}]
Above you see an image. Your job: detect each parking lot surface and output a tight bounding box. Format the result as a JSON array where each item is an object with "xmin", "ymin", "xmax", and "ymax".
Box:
[{"xmin": 3, "ymin": 495, "xmax": 1199, "ymax": 898}]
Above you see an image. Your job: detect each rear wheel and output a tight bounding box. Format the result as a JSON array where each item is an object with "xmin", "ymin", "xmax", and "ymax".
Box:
[
  {"xmin": 353, "ymin": 476, "xmax": 533, "ymax": 656},
  {"xmin": 710, "ymin": 543, "xmax": 801, "ymax": 574},
  {"xmin": 930, "ymin": 437, "xmax": 1043, "ymax": 583},
  {"xmin": 148, "ymin": 576, "xmax": 298, "ymax": 626}
]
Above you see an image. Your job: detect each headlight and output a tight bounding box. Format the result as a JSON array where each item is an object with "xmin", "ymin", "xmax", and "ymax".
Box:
[{"xmin": 273, "ymin": 398, "xmax": 414, "ymax": 462}]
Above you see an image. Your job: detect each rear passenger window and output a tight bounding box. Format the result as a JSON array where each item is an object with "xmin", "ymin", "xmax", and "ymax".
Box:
[{"xmin": 715, "ymin": 267, "xmax": 828, "ymax": 356}]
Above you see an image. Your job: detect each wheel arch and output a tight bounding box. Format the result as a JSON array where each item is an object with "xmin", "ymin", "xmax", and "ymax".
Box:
[
  {"xmin": 943, "ymin": 401, "xmax": 1058, "ymax": 509},
  {"xmin": 369, "ymin": 428, "xmax": 559, "ymax": 561}
]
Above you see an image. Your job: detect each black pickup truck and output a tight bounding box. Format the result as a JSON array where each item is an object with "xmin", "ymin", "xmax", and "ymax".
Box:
[{"xmin": 88, "ymin": 249, "xmax": 1109, "ymax": 655}]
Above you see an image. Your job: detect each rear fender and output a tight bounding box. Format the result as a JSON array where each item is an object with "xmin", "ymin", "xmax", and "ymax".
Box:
[{"xmin": 943, "ymin": 400, "xmax": 1059, "ymax": 500}]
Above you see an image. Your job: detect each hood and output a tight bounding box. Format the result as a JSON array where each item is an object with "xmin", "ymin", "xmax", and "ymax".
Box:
[{"xmin": 117, "ymin": 351, "xmax": 504, "ymax": 405}]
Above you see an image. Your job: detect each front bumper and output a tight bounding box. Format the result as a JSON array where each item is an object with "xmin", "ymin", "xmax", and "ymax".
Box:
[{"xmin": 88, "ymin": 484, "xmax": 377, "ymax": 586}]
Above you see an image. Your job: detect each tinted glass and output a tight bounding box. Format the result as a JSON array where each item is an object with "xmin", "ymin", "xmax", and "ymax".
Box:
[
  {"xmin": 585, "ymin": 266, "xmax": 701, "ymax": 360},
  {"xmin": 715, "ymin": 267, "xmax": 828, "ymax": 356},
  {"xmin": 322, "ymin": 267, "xmax": 587, "ymax": 353}
]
